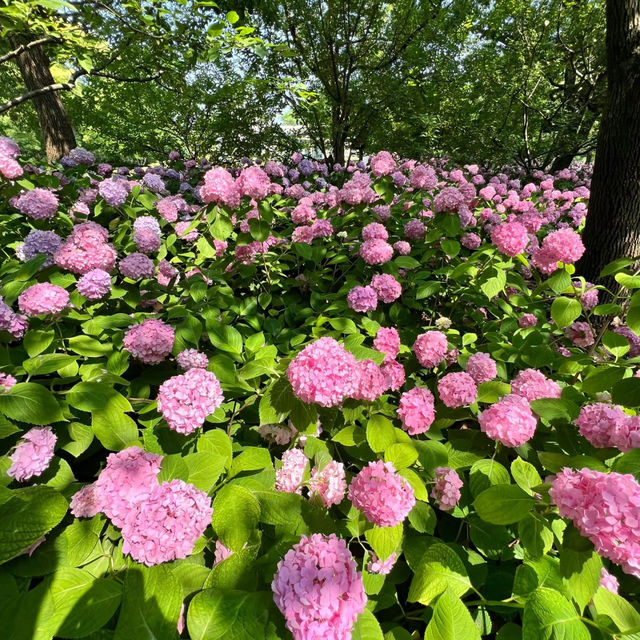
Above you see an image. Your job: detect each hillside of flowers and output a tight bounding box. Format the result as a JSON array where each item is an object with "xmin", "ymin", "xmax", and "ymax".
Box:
[{"xmin": 1, "ymin": 139, "xmax": 640, "ymax": 640}]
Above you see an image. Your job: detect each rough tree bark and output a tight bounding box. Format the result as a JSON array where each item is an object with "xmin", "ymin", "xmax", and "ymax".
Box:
[
  {"xmin": 9, "ymin": 35, "xmax": 76, "ymax": 162},
  {"xmin": 577, "ymin": 0, "xmax": 640, "ymax": 282}
]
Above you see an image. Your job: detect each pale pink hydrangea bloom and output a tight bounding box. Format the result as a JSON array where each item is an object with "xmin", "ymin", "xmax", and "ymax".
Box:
[
  {"xmin": 600, "ymin": 568, "xmax": 619, "ymax": 594},
  {"xmin": 272, "ymin": 534, "xmax": 366, "ymax": 640},
  {"xmin": 93, "ymin": 446, "xmax": 162, "ymax": 527},
  {"xmin": 465, "ymin": 352, "xmax": 497, "ymax": 384},
  {"xmin": 349, "ymin": 460, "xmax": 415, "ymax": 526},
  {"xmin": 287, "ymin": 337, "xmax": 357, "ymax": 407},
  {"xmin": 309, "ymin": 460, "xmax": 346, "ymax": 507},
  {"xmin": 397, "ymin": 387, "xmax": 435, "ymax": 435},
  {"xmin": 374, "ymin": 327, "xmax": 401, "ymax": 359},
  {"xmin": 7, "ymin": 426, "xmax": 56, "ymax": 482},
  {"xmin": 351, "ymin": 359, "xmax": 387, "ymax": 401},
  {"xmin": 360, "ymin": 239, "xmax": 394, "ymax": 265},
  {"xmin": 213, "ymin": 540, "xmax": 234, "ymax": 565},
  {"xmin": 157, "ymin": 259, "xmax": 180, "ymax": 286},
  {"xmin": 370, "ymin": 274, "xmax": 401, "ymax": 303},
  {"xmin": 175, "ymin": 221, "xmax": 199, "ymax": 242},
  {"xmin": 15, "ymin": 188, "xmax": 59, "ymax": 219},
  {"xmin": 123, "ymin": 318, "xmax": 175, "ymax": 364},
  {"xmin": 431, "ymin": 466, "xmax": 463, "ymax": 511},
  {"xmin": 491, "ymin": 221, "xmax": 528, "ymax": 257},
  {"xmin": 237, "ymin": 166, "xmax": 271, "ymax": 200},
  {"xmin": 362, "ymin": 222, "xmax": 388, "ymax": 241},
  {"xmin": 275, "ymin": 449, "xmax": 308, "ymax": 494},
  {"xmin": 121, "ymin": 479, "xmax": 212, "ymax": 566},
  {"xmin": 70, "ymin": 483, "xmax": 101, "ymax": 518},
  {"xmin": 410, "ymin": 165, "xmax": 438, "ymax": 190},
  {"xmin": 574, "ymin": 403, "xmax": 630, "ymax": 450},
  {"xmin": 404, "ymin": 219, "xmax": 426, "ymax": 239},
  {"xmin": 18, "ymin": 283, "xmax": 69, "ymax": 317},
  {"xmin": 0, "ymin": 155, "xmax": 23, "ymax": 179},
  {"xmin": 511, "ymin": 369, "xmax": 561, "ymax": 402},
  {"xmin": 550, "ymin": 468, "xmax": 640, "ymax": 578},
  {"xmin": 519, "ymin": 314, "xmax": 537, "ymax": 328},
  {"xmin": 347, "ymin": 285, "xmax": 378, "ymax": 312},
  {"xmin": 381, "ymin": 357, "xmax": 405, "ymax": 391},
  {"xmin": 54, "ymin": 223, "xmax": 117, "ymax": 275},
  {"xmin": 393, "ymin": 241, "xmax": 411, "ymax": 255},
  {"xmin": 0, "ymin": 373, "xmax": 16, "ymax": 389},
  {"xmin": 478, "ymin": 394, "xmax": 537, "ymax": 447},
  {"xmin": 367, "ymin": 552, "xmax": 397, "ymax": 575},
  {"xmin": 414, "ymin": 331, "xmax": 448, "ymax": 368},
  {"xmin": 565, "ymin": 322, "xmax": 594, "ymax": 347},
  {"xmin": 175, "ymin": 349, "xmax": 209, "ymax": 371},
  {"xmin": 133, "ymin": 229, "xmax": 161, "ymax": 253},
  {"xmin": 77, "ymin": 269, "xmax": 111, "ymax": 300},
  {"xmin": 370, "ymin": 151, "xmax": 396, "ymax": 177},
  {"xmin": 157, "ymin": 368, "xmax": 224, "ymax": 434},
  {"xmin": 438, "ymin": 372, "xmax": 478, "ymax": 408},
  {"xmin": 200, "ymin": 167, "xmax": 237, "ymax": 205},
  {"xmin": 531, "ymin": 228, "xmax": 585, "ymax": 273}
]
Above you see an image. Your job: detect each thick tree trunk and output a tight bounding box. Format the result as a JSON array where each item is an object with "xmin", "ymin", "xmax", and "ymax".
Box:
[
  {"xmin": 550, "ymin": 152, "xmax": 576, "ymax": 173},
  {"xmin": 577, "ymin": 0, "xmax": 640, "ymax": 282},
  {"xmin": 9, "ymin": 35, "xmax": 76, "ymax": 163}
]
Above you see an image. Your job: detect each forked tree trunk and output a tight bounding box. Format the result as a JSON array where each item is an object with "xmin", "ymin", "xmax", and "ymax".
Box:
[
  {"xmin": 577, "ymin": 0, "xmax": 640, "ymax": 282},
  {"xmin": 9, "ymin": 35, "xmax": 76, "ymax": 163}
]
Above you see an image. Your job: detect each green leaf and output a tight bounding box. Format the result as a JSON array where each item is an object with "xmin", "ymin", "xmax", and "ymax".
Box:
[
  {"xmin": 550, "ymin": 297, "xmax": 582, "ymax": 328},
  {"xmin": 114, "ymin": 565, "xmax": 182, "ymax": 640},
  {"xmin": 613, "ymin": 448, "xmax": 640, "ymax": 479},
  {"xmin": 592, "ymin": 587, "xmax": 640, "ymax": 634},
  {"xmin": 366, "ymin": 414, "xmax": 395, "ymax": 453},
  {"xmin": 68, "ymin": 335, "xmax": 113, "ymax": 357},
  {"xmin": 185, "ymin": 451, "xmax": 225, "ymax": 492},
  {"xmin": 522, "ymin": 588, "xmax": 589, "ymax": 640},
  {"xmin": 211, "ymin": 213, "xmax": 233, "ymax": 240},
  {"xmin": 23, "ymin": 354, "xmax": 78, "ymax": 376},
  {"xmin": 530, "ymin": 398, "xmax": 578, "ymax": 422},
  {"xmin": 248, "ymin": 218, "xmax": 270, "ymax": 241},
  {"xmin": 518, "ymin": 513, "xmax": 553, "ymax": 559},
  {"xmin": 408, "ymin": 501, "xmax": 437, "ymax": 533},
  {"xmin": 0, "ymin": 485, "xmax": 68, "ymax": 564},
  {"xmin": 212, "ymin": 484, "xmax": 260, "ymax": 551},
  {"xmin": 546, "ymin": 269, "xmax": 571, "ymax": 294},
  {"xmin": 474, "ymin": 485, "xmax": 536, "ymax": 525},
  {"xmin": 611, "ymin": 377, "xmax": 640, "ymax": 407},
  {"xmin": 602, "ymin": 330, "xmax": 630, "ymax": 358},
  {"xmin": 469, "ymin": 459, "xmax": 510, "ymax": 496},
  {"xmin": 23, "ymin": 328, "xmax": 54, "ymax": 357},
  {"xmin": 560, "ymin": 526, "xmax": 602, "ymax": 613},
  {"xmin": 476, "ymin": 381, "xmax": 511, "ymax": 403},
  {"xmin": 365, "ymin": 524, "xmax": 402, "ymax": 560},
  {"xmin": 600, "ymin": 257, "xmax": 634, "ymax": 278},
  {"xmin": 198, "ymin": 429, "xmax": 233, "ymax": 468},
  {"xmin": 408, "ymin": 543, "xmax": 471, "ymax": 605},
  {"xmin": 352, "ymin": 609, "xmax": 384, "ymax": 640},
  {"xmin": 0, "ymin": 383, "xmax": 63, "ymax": 424},
  {"xmin": 207, "ymin": 322, "xmax": 243, "ymax": 354},
  {"xmin": 384, "ymin": 442, "xmax": 418, "ymax": 469},
  {"xmin": 479, "ymin": 266, "xmax": 506, "ymax": 299},
  {"xmin": 615, "ymin": 272, "xmax": 640, "ymax": 289},
  {"xmin": 229, "ymin": 447, "xmax": 272, "ymax": 478},
  {"xmin": 511, "ymin": 458, "xmax": 542, "ymax": 495},
  {"xmin": 424, "ymin": 589, "xmax": 481, "ymax": 640}
]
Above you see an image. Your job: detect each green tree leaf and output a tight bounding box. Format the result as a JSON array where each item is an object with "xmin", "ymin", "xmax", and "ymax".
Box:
[
  {"xmin": 424, "ymin": 589, "xmax": 481, "ymax": 640},
  {"xmin": 474, "ymin": 485, "xmax": 536, "ymax": 525}
]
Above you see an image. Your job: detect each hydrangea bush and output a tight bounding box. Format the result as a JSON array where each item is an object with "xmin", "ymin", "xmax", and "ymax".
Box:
[{"xmin": 1, "ymin": 140, "xmax": 640, "ymax": 639}]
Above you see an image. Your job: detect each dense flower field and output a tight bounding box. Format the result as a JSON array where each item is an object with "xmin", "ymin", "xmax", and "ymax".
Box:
[{"xmin": 0, "ymin": 139, "xmax": 639, "ymax": 640}]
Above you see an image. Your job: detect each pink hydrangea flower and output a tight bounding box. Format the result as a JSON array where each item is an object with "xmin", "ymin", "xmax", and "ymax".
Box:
[
  {"xmin": 370, "ymin": 274, "xmax": 401, "ymax": 303},
  {"xmin": 370, "ymin": 151, "xmax": 396, "ymax": 177},
  {"xmin": 519, "ymin": 314, "xmax": 537, "ymax": 328},
  {"xmin": 77, "ymin": 269, "xmax": 111, "ymax": 300},
  {"xmin": 351, "ymin": 359, "xmax": 387, "ymax": 401},
  {"xmin": 431, "ymin": 467, "xmax": 463, "ymax": 511},
  {"xmin": 478, "ymin": 394, "xmax": 537, "ymax": 447},
  {"xmin": 123, "ymin": 318, "xmax": 174, "ymax": 364},
  {"xmin": 54, "ymin": 224, "xmax": 117, "ymax": 275},
  {"xmin": 18, "ymin": 283, "xmax": 69, "ymax": 316},
  {"xmin": 404, "ymin": 219, "xmax": 426, "ymax": 239},
  {"xmin": 397, "ymin": 387, "xmax": 436, "ymax": 435},
  {"xmin": 414, "ymin": 331, "xmax": 448, "ymax": 368},
  {"xmin": 437, "ymin": 372, "xmax": 477, "ymax": 408},
  {"xmin": 393, "ymin": 241, "xmax": 411, "ymax": 255},
  {"xmin": 367, "ymin": 552, "xmax": 397, "ymax": 575},
  {"xmin": 214, "ymin": 540, "xmax": 234, "ymax": 565},
  {"xmin": 565, "ymin": 322, "xmax": 594, "ymax": 347},
  {"xmin": 157, "ymin": 368, "xmax": 224, "ymax": 434},
  {"xmin": 201, "ymin": 167, "xmax": 237, "ymax": 205},
  {"xmin": 272, "ymin": 534, "xmax": 366, "ymax": 640},
  {"xmin": 93, "ymin": 446, "xmax": 162, "ymax": 527},
  {"xmin": 491, "ymin": 221, "xmax": 528, "ymax": 257},
  {"xmin": 600, "ymin": 568, "xmax": 619, "ymax": 594},
  {"xmin": 175, "ymin": 349, "xmax": 209, "ymax": 371},
  {"xmin": 175, "ymin": 221, "xmax": 199, "ymax": 242},
  {"xmin": 465, "ymin": 352, "xmax": 497, "ymax": 384},
  {"xmin": 237, "ymin": 166, "xmax": 271, "ymax": 200},
  {"xmin": 461, "ymin": 233, "xmax": 481, "ymax": 249},
  {"xmin": 550, "ymin": 468, "xmax": 640, "ymax": 578},
  {"xmin": 511, "ymin": 368, "xmax": 561, "ymax": 402},
  {"xmin": 381, "ymin": 357, "xmax": 405, "ymax": 391},
  {"xmin": 70, "ymin": 483, "xmax": 101, "ymax": 518},
  {"xmin": 275, "ymin": 449, "xmax": 308, "ymax": 494},
  {"xmin": 0, "ymin": 373, "xmax": 16, "ymax": 390},
  {"xmin": 531, "ymin": 228, "xmax": 585, "ymax": 273},
  {"xmin": 7, "ymin": 426, "xmax": 56, "ymax": 482},
  {"xmin": 119, "ymin": 252, "xmax": 155, "ymax": 279},
  {"xmin": 362, "ymin": 222, "xmax": 388, "ymax": 241},
  {"xmin": 309, "ymin": 460, "xmax": 346, "ymax": 507},
  {"xmin": 287, "ymin": 337, "xmax": 357, "ymax": 407},
  {"xmin": 410, "ymin": 165, "xmax": 438, "ymax": 190},
  {"xmin": 360, "ymin": 239, "xmax": 394, "ymax": 265},
  {"xmin": 15, "ymin": 188, "xmax": 58, "ymax": 219},
  {"xmin": 349, "ymin": 460, "xmax": 415, "ymax": 526},
  {"xmin": 0, "ymin": 155, "xmax": 23, "ymax": 179},
  {"xmin": 133, "ymin": 229, "xmax": 161, "ymax": 253},
  {"xmin": 121, "ymin": 479, "xmax": 212, "ymax": 566},
  {"xmin": 574, "ymin": 403, "xmax": 630, "ymax": 449},
  {"xmin": 374, "ymin": 327, "xmax": 401, "ymax": 359},
  {"xmin": 347, "ymin": 285, "xmax": 378, "ymax": 312}
]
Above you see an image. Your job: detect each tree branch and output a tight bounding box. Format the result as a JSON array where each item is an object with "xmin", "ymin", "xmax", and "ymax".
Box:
[{"xmin": 0, "ymin": 37, "xmax": 60, "ymax": 65}]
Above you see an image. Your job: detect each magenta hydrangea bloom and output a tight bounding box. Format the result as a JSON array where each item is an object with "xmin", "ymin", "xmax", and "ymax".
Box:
[
  {"xmin": 491, "ymin": 221, "xmax": 528, "ymax": 257},
  {"xmin": 123, "ymin": 318, "xmax": 175, "ymax": 364},
  {"xmin": 478, "ymin": 394, "xmax": 537, "ymax": 447},
  {"xmin": 461, "ymin": 232, "xmax": 481, "ymax": 249},
  {"xmin": 77, "ymin": 268, "xmax": 111, "ymax": 300},
  {"xmin": 574, "ymin": 403, "xmax": 630, "ymax": 450},
  {"xmin": 438, "ymin": 372, "xmax": 478, "ymax": 408},
  {"xmin": 565, "ymin": 322, "xmax": 594, "ymax": 347},
  {"xmin": 394, "ymin": 240, "xmax": 411, "ymax": 255},
  {"xmin": 374, "ymin": 327, "xmax": 401, "ymax": 359},
  {"xmin": 275, "ymin": 448, "xmax": 308, "ymax": 494},
  {"xmin": 362, "ymin": 222, "xmax": 388, "ymax": 242},
  {"xmin": 349, "ymin": 460, "xmax": 415, "ymax": 527},
  {"xmin": 370, "ymin": 151, "xmax": 396, "ymax": 177},
  {"xmin": 465, "ymin": 352, "xmax": 497, "ymax": 384},
  {"xmin": 119, "ymin": 252, "xmax": 155, "ymax": 279},
  {"xmin": 15, "ymin": 188, "xmax": 58, "ymax": 219},
  {"xmin": 287, "ymin": 337, "xmax": 357, "ymax": 407},
  {"xmin": 367, "ymin": 552, "xmax": 397, "ymax": 575},
  {"xmin": 414, "ymin": 331, "xmax": 448, "ymax": 368},
  {"xmin": 410, "ymin": 165, "xmax": 438, "ymax": 190},
  {"xmin": 397, "ymin": 387, "xmax": 436, "ymax": 435},
  {"xmin": 55, "ymin": 224, "xmax": 117, "ymax": 275},
  {"xmin": 272, "ymin": 533, "xmax": 366, "ymax": 640},
  {"xmin": 531, "ymin": 228, "xmax": 585, "ymax": 273},
  {"xmin": 157, "ymin": 368, "xmax": 224, "ymax": 434},
  {"xmin": 201, "ymin": 167, "xmax": 238, "ymax": 206},
  {"xmin": 550, "ymin": 468, "xmax": 640, "ymax": 578},
  {"xmin": 370, "ymin": 274, "xmax": 401, "ymax": 303},
  {"xmin": 381, "ymin": 357, "xmax": 405, "ymax": 391},
  {"xmin": 309, "ymin": 460, "xmax": 346, "ymax": 507},
  {"xmin": 431, "ymin": 467, "xmax": 463, "ymax": 511},
  {"xmin": 519, "ymin": 313, "xmax": 538, "ymax": 328},
  {"xmin": 404, "ymin": 219, "xmax": 426, "ymax": 239},
  {"xmin": 121, "ymin": 479, "xmax": 212, "ymax": 566},
  {"xmin": 511, "ymin": 368, "xmax": 561, "ymax": 402},
  {"xmin": 347, "ymin": 285, "xmax": 378, "ymax": 313},
  {"xmin": 18, "ymin": 283, "xmax": 69, "ymax": 317},
  {"xmin": 7, "ymin": 426, "xmax": 56, "ymax": 482},
  {"xmin": 352, "ymin": 358, "xmax": 387, "ymax": 401},
  {"xmin": 175, "ymin": 348, "xmax": 209, "ymax": 371},
  {"xmin": 360, "ymin": 239, "xmax": 394, "ymax": 265},
  {"xmin": 93, "ymin": 446, "xmax": 163, "ymax": 527},
  {"xmin": 70, "ymin": 483, "xmax": 101, "ymax": 518}
]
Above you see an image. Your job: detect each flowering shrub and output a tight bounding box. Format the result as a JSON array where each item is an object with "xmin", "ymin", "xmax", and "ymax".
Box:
[{"xmin": 1, "ymin": 142, "xmax": 640, "ymax": 639}]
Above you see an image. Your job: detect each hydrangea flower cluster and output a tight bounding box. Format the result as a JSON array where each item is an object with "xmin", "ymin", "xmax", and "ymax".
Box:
[
  {"xmin": 18, "ymin": 283, "xmax": 69, "ymax": 317},
  {"xmin": 414, "ymin": 331, "xmax": 448, "ymax": 368},
  {"xmin": 98, "ymin": 178, "xmax": 129, "ymax": 207},
  {"xmin": 374, "ymin": 326, "xmax": 401, "ymax": 359},
  {"xmin": 370, "ymin": 274, "xmax": 402, "ymax": 303},
  {"xmin": 55, "ymin": 222, "xmax": 117, "ymax": 274},
  {"xmin": 14, "ymin": 188, "xmax": 59, "ymax": 220},
  {"xmin": 478, "ymin": 394, "xmax": 537, "ymax": 447},
  {"xmin": 510, "ymin": 368, "xmax": 561, "ymax": 402},
  {"xmin": 272, "ymin": 534, "xmax": 366, "ymax": 640},
  {"xmin": 347, "ymin": 285, "xmax": 378, "ymax": 312},
  {"xmin": 123, "ymin": 318, "xmax": 175, "ymax": 364},
  {"xmin": 18, "ymin": 230, "xmax": 62, "ymax": 267},
  {"xmin": 574, "ymin": 403, "xmax": 638, "ymax": 451},
  {"xmin": 360, "ymin": 238, "xmax": 394, "ymax": 265},
  {"xmin": 348, "ymin": 460, "xmax": 415, "ymax": 526},
  {"xmin": 176, "ymin": 348, "xmax": 209, "ymax": 370},
  {"xmin": 157, "ymin": 368, "xmax": 224, "ymax": 434},
  {"xmin": 367, "ymin": 552, "xmax": 397, "ymax": 575},
  {"xmin": 397, "ymin": 387, "xmax": 435, "ymax": 434},
  {"xmin": 7, "ymin": 426, "xmax": 57, "ymax": 482},
  {"xmin": 120, "ymin": 252, "xmax": 155, "ymax": 279},
  {"xmin": 258, "ymin": 421, "xmax": 297, "ymax": 445},
  {"xmin": 77, "ymin": 269, "xmax": 112, "ymax": 300},
  {"xmin": 491, "ymin": 221, "xmax": 528, "ymax": 257},
  {"xmin": 431, "ymin": 466, "xmax": 463, "ymax": 511},
  {"xmin": 0, "ymin": 136, "xmax": 22, "ymax": 179},
  {"xmin": 275, "ymin": 448, "xmax": 308, "ymax": 494},
  {"xmin": 309, "ymin": 460, "xmax": 347, "ymax": 507},
  {"xmin": 437, "ymin": 372, "xmax": 478, "ymax": 408},
  {"xmin": 465, "ymin": 352, "xmax": 497, "ymax": 384},
  {"xmin": 550, "ymin": 468, "xmax": 640, "ymax": 578}
]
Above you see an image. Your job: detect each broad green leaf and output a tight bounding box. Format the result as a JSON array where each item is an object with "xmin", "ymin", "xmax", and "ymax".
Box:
[
  {"xmin": 213, "ymin": 484, "xmax": 260, "ymax": 551},
  {"xmin": 366, "ymin": 414, "xmax": 395, "ymax": 453},
  {"xmin": 592, "ymin": 587, "xmax": 640, "ymax": 634},
  {"xmin": 511, "ymin": 458, "xmax": 542, "ymax": 495},
  {"xmin": 474, "ymin": 485, "xmax": 536, "ymax": 525},
  {"xmin": 352, "ymin": 609, "xmax": 384, "ymax": 640},
  {"xmin": 424, "ymin": 589, "xmax": 481, "ymax": 640},
  {"xmin": 365, "ymin": 524, "xmax": 403, "ymax": 560},
  {"xmin": 0, "ymin": 383, "xmax": 63, "ymax": 424},
  {"xmin": 550, "ymin": 297, "xmax": 582, "ymax": 328},
  {"xmin": 522, "ymin": 588, "xmax": 589, "ymax": 640}
]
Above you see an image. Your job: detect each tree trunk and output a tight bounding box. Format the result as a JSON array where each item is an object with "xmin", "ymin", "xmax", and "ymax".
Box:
[
  {"xmin": 550, "ymin": 152, "xmax": 576, "ymax": 173},
  {"xmin": 9, "ymin": 35, "xmax": 76, "ymax": 163},
  {"xmin": 577, "ymin": 0, "xmax": 640, "ymax": 282}
]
